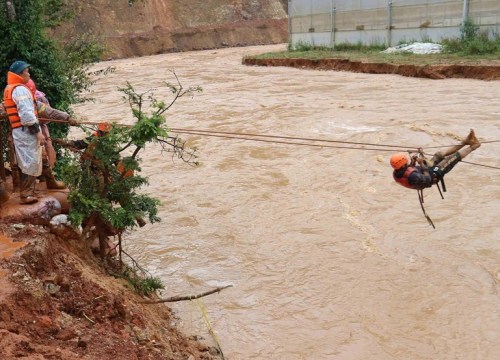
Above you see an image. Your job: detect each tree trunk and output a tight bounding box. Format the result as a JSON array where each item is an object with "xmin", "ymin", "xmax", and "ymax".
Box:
[{"xmin": 98, "ymin": 233, "xmax": 107, "ymax": 259}]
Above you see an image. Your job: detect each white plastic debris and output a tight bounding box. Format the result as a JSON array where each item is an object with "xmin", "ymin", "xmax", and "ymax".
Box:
[
  {"xmin": 50, "ymin": 214, "xmax": 70, "ymax": 226},
  {"xmin": 49, "ymin": 214, "xmax": 82, "ymax": 239},
  {"xmin": 382, "ymin": 42, "xmax": 443, "ymax": 54}
]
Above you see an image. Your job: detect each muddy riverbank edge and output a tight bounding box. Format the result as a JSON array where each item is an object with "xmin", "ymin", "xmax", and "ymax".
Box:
[
  {"xmin": 0, "ymin": 221, "xmax": 221, "ymax": 360},
  {"xmin": 243, "ymin": 57, "xmax": 500, "ymax": 80}
]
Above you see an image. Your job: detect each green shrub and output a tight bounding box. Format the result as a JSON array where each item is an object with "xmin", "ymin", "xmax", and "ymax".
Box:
[
  {"xmin": 461, "ymin": 18, "xmax": 479, "ymax": 41},
  {"xmin": 442, "ymin": 18, "xmax": 500, "ymax": 55},
  {"xmin": 334, "ymin": 41, "xmax": 385, "ymax": 52},
  {"xmin": 288, "ymin": 40, "xmax": 386, "ymax": 53},
  {"xmin": 0, "ymin": 1, "xmax": 102, "ymax": 112},
  {"xmin": 120, "ymin": 269, "xmax": 165, "ymax": 296},
  {"xmin": 288, "ymin": 41, "xmax": 315, "ymax": 52}
]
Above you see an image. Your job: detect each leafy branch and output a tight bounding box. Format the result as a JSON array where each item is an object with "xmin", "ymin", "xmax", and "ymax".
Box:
[
  {"xmin": 118, "ymin": 71, "xmax": 201, "ymax": 165},
  {"xmin": 60, "ymin": 74, "xmax": 202, "ymax": 257}
]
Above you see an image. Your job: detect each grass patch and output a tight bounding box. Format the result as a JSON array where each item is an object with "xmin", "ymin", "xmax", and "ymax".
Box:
[{"xmin": 245, "ymin": 47, "xmax": 500, "ymax": 65}]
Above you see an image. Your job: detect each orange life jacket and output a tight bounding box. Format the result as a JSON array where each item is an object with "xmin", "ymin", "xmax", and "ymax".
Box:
[
  {"xmin": 117, "ymin": 161, "xmax": 134, "ymax": 179},
  {"xmin": 81, "ymin": 140, "xmax": 133, "ymax": 179},
  {"xmin": 3, "ymin": 72, "xmax": 38, "ymax": 129},
  {"xmin": 393, "ymin": 166, "xmax": 423, "ymax": 190}
]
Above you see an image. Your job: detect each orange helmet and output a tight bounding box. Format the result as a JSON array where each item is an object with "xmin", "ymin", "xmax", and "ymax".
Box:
[
  {"xmin": 390, "ymin": 153, "xmax": 409, "ymax": 170},
  {"xmin": 98, "ymin": 122, "xmax": 112, "ymax": 133}
]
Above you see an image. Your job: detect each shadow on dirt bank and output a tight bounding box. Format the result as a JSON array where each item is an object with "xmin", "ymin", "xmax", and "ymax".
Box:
[{"xmin": 243, "ymin": 57, "xmax": 500, "ymax": 81}]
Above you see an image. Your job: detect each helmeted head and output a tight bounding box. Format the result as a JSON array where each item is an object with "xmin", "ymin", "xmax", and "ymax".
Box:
[
  {"xmin": 93, "ymin": 122, "xmax": 112, "ymax": 137},
  {"xmin": 390, "ymin": 153, "xmax": 409, "ymax": 170},
  {"xmin": 98, "ymin": 122, "xmax": 112, "ymax": 133},
  {"xmin": 9, "ymin": 60, "xmax": 30, "ymax": 75}
]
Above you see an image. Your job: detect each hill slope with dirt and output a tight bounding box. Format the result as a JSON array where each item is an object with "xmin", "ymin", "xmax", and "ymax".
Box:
[
  {"xmin": 0, "ymin": 222, "xmax": 221, "ymax": 360},
  {"xmin": 53, "ymin": 0, "xmax": 288, "ymax": 58}
]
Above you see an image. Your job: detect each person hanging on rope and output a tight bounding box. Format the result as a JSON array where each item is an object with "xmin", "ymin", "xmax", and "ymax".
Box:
[
  {"xmin": 53, "ymin": 122, "xmax": 145, "ymax": 227},
  {"xmin": 390, "ymin": 129, "xmax": 481, "ymax": 190},
  {"xmin": 52, "ymin": 121, "xmax": 112, "ymax": 154}
]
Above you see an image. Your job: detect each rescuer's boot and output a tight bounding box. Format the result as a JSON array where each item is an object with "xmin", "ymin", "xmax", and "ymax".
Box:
[
  {"xmin": 42, "ymin": 161, "xmax": 66, "ymax": 189},
  {"xmin": 0, "ymin": 179, "xmax": 9, "ymax": 204},
  {"xmin": 20, "ymin": 175, "xmax": 38, "ymax": 205}
]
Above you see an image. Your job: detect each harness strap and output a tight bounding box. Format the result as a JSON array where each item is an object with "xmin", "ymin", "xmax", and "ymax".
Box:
[
  {"xmin": 436, "ymin": 181, "xmax": 445, "ymax": 199},
  {"xmin": 417, "ymin": 189, "xmax": 436, "ymax": 229},
  {"xmin": 440, "ymin": 177, "xmax": 446, "ymax": 193}
]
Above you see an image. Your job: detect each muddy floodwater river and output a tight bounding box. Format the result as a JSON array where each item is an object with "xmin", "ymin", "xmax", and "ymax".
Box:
[{"xmin": 74, "ymin": 44, "xmax": 500, "ymax": 360}]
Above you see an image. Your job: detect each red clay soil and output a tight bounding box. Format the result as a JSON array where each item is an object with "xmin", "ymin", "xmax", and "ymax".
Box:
[
  {"xmin": 243, "ymin": 57, "xmax": 500, "ymax": 80},
  {"xmin": 0, "ymin": 222, "xmax": 221, "ymax": 360},
  {"xmin": 52, "ymin": 1, "xmax": 289, "ymax": 59}
]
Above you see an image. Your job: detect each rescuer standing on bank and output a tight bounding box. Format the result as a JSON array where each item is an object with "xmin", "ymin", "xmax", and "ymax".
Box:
[{"xmin": 3, "ymin": 61, "xmax": 45, "ymax": 204}]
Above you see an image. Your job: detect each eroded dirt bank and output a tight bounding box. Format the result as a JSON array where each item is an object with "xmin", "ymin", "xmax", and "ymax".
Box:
[
  {"xmin": 243, "ymin": 57, "xmax": 500, "ymax": 80},
  {"xmin": 0, "ymin": 222, "xmax": 221, "ymax": 360},
  {"xmin": 53, "ymin": 0, "xmax": 288, "ymax": 59}
]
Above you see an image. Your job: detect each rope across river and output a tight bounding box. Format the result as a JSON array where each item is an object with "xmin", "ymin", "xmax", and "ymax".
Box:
[
  {"xmin": 41, "ymin": 118, "xmax": 500, "ymax": 170},
  {"xmin": 171, "ymin": 127, "xmax": 500, "ymax": 170}
]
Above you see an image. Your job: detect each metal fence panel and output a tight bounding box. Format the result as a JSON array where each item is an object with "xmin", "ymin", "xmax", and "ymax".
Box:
[{"xmin": 469, "ymin": 0, "xmax": 500, "ymax": 29}]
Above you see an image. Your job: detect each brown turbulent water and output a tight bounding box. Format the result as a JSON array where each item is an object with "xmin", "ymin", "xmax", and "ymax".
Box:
[{"xmin": 73, "ymin": 45, "xmax": 500, "ymax": 360}]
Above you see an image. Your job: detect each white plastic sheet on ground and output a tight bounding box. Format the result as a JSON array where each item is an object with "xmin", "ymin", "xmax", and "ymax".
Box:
[{"xmin": 382, "ymin": 42, "xmax": 443, "ymax": 54}]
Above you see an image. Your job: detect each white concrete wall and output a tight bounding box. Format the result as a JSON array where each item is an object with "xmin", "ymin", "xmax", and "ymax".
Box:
[{"xmin": 289, "ymin": 0, "xmax": 500, "ymax": 47}]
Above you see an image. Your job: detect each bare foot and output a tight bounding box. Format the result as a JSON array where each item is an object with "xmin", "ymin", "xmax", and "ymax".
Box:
[{"xmin": 465, "ymin": 129, "xmax": 481, "ymax": 150}]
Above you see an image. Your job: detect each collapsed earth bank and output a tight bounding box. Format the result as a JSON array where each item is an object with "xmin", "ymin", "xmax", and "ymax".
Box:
[
  {"xmin": 0, "ymin": 221, "xmax": 221, "ymax": 360},
  {"xmin": 53, "ymin": 0, "xmax": 288, "ymax": 59},
  {"xmin": 243, "ymin": 57, "xmax": 500, "ymax": 81}
]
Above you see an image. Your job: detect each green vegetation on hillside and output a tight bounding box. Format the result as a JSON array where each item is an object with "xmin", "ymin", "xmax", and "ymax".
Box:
[
  {"xmin": 0, "ymin": 0, "xmax": 104, "ymax": 148},
  {"xmin": 0, "ymin": 0, "xmax": 102, "ymax": 113}
]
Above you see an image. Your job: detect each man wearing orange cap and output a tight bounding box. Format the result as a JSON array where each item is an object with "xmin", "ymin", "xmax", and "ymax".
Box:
[
  {"xmin": 53, "ymin": 122, "xmax": 134, "ymax": 178},
  {"xmin": 3, "ymin": 61, "xmax": 45, "ymax": 204},
  {"xmin": 53, "ymin": 122, "xmax": 111, "ymax": 151},
  {"xmin": 390, "ymin": 129, "xmax": 481, "ymax": 190},
  {"xmin": 53, "ymin": 122, "xmax": 145, "ymax": 227}
]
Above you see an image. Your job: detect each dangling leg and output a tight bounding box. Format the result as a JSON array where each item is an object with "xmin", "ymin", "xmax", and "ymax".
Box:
[
  {"xmin": 430, "ymin": 129, "xmax": 480, "ymax": 165},
  {"xmin": 434, "ymin": 130, "xmax": 481, "ymax": 178}
]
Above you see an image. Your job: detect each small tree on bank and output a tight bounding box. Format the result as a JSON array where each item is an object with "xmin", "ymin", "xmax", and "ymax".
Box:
[{"xmin": 61, "ymin": 74, "xmax": 201, "ymax": 258}]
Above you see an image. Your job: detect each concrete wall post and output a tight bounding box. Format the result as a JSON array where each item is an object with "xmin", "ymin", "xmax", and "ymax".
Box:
[{"xmin": 387, "ymin": 0, "xmax": 393, "ymax": 47}]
